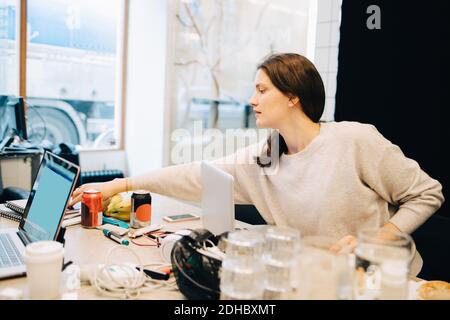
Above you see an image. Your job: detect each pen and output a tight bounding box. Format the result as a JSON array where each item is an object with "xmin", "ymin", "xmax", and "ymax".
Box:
[{"xmin": 102, "ymin": 229, "xmax": 129, "ymax": 246}]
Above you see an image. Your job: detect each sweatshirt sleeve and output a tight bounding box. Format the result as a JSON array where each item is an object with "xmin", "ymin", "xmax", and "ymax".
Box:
[
  {"xmin": 127, "ymin": 143, "xmax": 261, "ymax": 204},
  {"xmin": 359, "ymin": 125, "xmax": 445, "ymax": 234}
]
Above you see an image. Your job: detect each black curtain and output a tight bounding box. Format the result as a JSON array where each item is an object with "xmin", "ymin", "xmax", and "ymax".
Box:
[
  {"xmin": 336, "ymin": 0, "xmax": 450, "ymax": 280},
  {"xmin": 335, "ymin": 0, "xmax": 449, "ymax": 219}
]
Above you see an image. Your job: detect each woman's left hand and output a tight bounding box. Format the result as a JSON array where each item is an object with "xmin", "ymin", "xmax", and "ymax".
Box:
[
  {"xmin": 330, "ymin": 235, "xmax": 357, "ymax": 254},
  {"xmin": 329, "ymin": 224, "xmax": 403, "ymax": 255}
]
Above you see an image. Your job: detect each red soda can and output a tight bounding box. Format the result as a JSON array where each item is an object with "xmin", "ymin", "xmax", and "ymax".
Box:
[
  {"xmin": 131, "ymin": 190, "xmax": 152, "ymax": 228},
  {"xmin": 81, "ymin": 189, "xmax": 103, "ymax": 228}
]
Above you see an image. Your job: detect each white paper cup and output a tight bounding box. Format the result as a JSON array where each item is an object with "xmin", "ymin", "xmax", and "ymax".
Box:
[{"xmin": 23, "ymin": 241, "xmax": 65, "ymax": 300}]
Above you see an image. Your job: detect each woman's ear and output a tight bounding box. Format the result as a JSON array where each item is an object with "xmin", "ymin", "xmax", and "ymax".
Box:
[{"xmin": 288, "ymin": 96, "xmax": 300, "ymax": 107}]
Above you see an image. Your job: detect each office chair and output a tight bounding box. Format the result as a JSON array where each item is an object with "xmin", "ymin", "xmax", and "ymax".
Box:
[{"xmin": 0, "ymin": 187, "xmax": 30, "ymax": 203}]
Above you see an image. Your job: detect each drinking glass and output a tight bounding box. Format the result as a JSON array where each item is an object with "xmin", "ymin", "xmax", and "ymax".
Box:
[
  {"xmin": 354, "ymin": 228, "xmax": 413, "ymax": 300},
  {"xmin": 219, "ymin": 229, "xmax": 266, "ymax": 300},
  {"xmin": 293, "ymin": 236, "xmax": 354, "ymax": 300},
  {"xmin": 219, "ymin": 256, "xmax": 265, "ymax": 300},
  {"xmin": 262, "ymin": 226, "xmax": 300, "ymax": 299},
  {"xmin": 223, "ymin": 229, "xmax": 265, "ymax": 259}
]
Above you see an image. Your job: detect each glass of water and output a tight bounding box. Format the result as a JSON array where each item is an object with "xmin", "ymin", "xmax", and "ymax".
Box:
[
  {"xmin": 354, "ymin": 228, "xmax": 414, "ymax": 300},
  {"xmin": 293, "ymin": 236, "xmax": 354, "ymax": 300},
  {"xmin": 262, "ymin": 226, "xmax": 300, "ymax": 299},
  {"xmin": 219, "ymin": 229, "xmax": 266, "ymax": 300},
  {"xmin": 220, "ymin": 256, "xmax": 265, "ymax": 300},
  {"xmin": 223, "ymin": 229, "xmax": 265, "ymax": 259}
]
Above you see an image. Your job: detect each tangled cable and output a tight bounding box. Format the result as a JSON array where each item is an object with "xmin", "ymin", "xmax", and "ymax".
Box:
[
  {"xmin": 23, "ymin": 99, "xmax": 47, "ymax": 144},
  {"xmin": 91, "ymin": 245, "xmax": 177, "ymax": 299}
]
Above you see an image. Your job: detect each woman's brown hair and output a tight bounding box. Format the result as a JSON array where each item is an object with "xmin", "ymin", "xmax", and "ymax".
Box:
[{"xmin": 255, "ymin": 53, "xmax": 325, "ymax": 167}]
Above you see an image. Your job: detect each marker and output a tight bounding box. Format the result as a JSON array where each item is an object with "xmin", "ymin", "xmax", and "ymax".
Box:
[
  {"xmin": 102, "ymin": 216, "xmax": 129, "ymax": 229},
  {"xmin": 135, "ymin": 267, "xmax": 170, "ymax": 281},
  {"xmin": 102, "ymin": 229, "xmax": 129, "ymax": 246}
]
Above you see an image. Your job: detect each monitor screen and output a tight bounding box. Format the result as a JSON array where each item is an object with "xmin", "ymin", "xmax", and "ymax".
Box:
[
  {"xmin": 0, "ymin": 98, "xmax": 16, "ymax": 140},
  {"xmin": 20, "ymin": 152, "xmax": 79, "ymax": 241},
  {"xmin": 14, "ymin": 97, "xmax": 28, "ymax": 140},
  {"xmin": 0, "ymin": 97, "xmax": 27, "ymax": 141}
]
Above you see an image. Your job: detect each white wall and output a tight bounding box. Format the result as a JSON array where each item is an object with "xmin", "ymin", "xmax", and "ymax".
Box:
[
  {"xmin": 314, "ymin": 0, "xmax": 342, "ymax": 121},
  {"xmin": 124, "ymin": 0, "xmax": 169, "ymax": 175}
]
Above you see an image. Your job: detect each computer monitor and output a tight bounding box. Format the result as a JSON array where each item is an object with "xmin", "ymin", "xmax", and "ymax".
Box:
[
  {"xmin": 15, "ymin": 97, "xmax": 27, "ymax": 140},
  {"xmin": 0, "ymin": 97, "xmax": 11, "ymax": 140},
  {"xmin": 10, "ymin": 97, "xmax": 28, "ymax": 140},
  {"xmin": 1, "ymin": 97, "xmax": 27, "ymax": 141}
]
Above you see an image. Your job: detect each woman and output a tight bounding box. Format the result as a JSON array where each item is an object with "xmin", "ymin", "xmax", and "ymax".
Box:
[{"xmin": 71, "ymin": 53, "xmax": 444, "ymax": 275}]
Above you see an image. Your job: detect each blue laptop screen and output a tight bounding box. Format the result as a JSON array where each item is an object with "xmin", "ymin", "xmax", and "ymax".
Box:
[{"xmin": 22, "ymin": 159, "xmax": 76, "ymax": 241}]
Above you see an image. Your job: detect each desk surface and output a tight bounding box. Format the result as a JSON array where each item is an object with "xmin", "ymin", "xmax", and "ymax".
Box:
[
  {"xmin": 0, "ymin": 194, "xmax": 426, "ymax": 300},
  {"xmin": 0, "ymin": 193, "xmax": 250, "ymax": 300}
]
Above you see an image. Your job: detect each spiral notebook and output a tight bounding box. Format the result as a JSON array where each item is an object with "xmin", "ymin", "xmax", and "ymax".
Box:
[
  {"xmin": 5, "ymin": 199, "xmax": 27, "ymax": 215},
  {"xmin": 1, "ymin": 199, "xmax": 80, "ymax": 223},
  {"xmin": 0, "ymin": 203, "xmax": 23, "ymax": 222}
]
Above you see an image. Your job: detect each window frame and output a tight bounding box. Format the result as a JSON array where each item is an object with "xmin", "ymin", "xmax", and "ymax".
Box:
[{"xmin": 15, "ymin": 0, "xmax": 129, "ymax": 151}]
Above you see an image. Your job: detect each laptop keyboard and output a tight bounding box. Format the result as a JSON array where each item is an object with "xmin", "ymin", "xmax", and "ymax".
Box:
[{"xmin": 0, "ymin": 233, "xmax": 24, "ymax": 268}]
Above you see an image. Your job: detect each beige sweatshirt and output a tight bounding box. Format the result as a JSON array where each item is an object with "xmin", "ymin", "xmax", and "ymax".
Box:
[{"xmin": 129, "ymin": 121, "xmax": 444, "ymax": 239}]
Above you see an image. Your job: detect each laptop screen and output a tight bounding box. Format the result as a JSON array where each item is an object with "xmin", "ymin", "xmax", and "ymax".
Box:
[{"xmin": 20, "ymin": 152, "xmax": 79, "ymax": 241}]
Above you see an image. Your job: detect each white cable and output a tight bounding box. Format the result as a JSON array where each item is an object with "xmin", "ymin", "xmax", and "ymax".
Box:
[
  {"xmin": 159, "ymin": 229, "xmax": 192, "ymax": 263},
  {"xmin": 160, "ymin": 234, "xmax": 183, "ymax": 263},
  {"xmin": 91, "ymin": 245, "xmax": 178, "ymax": 299}
]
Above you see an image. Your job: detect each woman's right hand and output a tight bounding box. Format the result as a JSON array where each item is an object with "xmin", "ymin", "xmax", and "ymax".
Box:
[{"xmin": 69, "ymin": 178, "xmax": 126, "ymax": 207}]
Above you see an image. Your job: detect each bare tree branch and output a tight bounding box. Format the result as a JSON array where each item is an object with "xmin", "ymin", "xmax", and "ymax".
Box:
[
  {"xmin": 174, "ymin": 60, "xmax": 203, "ymax": 67},
  {"xmin": 175, "ymin": 0, "xmax": 273, "ymax": 128},
  {"xmin": 211, "ymin": 57, "xmax": 221, "ymax": 71},
  {"xmin": 176, "ymin": 13, "xmax": 193, "ymax": 29},
  {"xmin": 205, "ymin": 16, "xmax": 216, "ymax": 40},
  {"xmin": 215, "ymin": 0, "xmax": 270, "ymax": 63},
  {"xmin": 183, "ymin": 2, "xmax": 206, "ymax": 50}
]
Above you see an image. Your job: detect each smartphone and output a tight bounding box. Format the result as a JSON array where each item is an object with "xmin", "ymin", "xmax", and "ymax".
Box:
[{"xmin": 163, "ymin": 213, "xmax": 200, "ymax": 223}]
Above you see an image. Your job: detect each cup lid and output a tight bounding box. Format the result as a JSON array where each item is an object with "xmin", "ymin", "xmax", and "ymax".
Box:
[{"xmin": 25, "ymin": 241, "xmax": 63, "ymax": 256}]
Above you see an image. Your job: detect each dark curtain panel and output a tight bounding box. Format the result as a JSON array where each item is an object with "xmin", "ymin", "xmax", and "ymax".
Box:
[
  {"xmin": 335, "ymin": 0, "xmax": 450, "ymax": 281},
  {"xmin": 335, "ymin": 0, "xmax": 449, "ymax": 218}
]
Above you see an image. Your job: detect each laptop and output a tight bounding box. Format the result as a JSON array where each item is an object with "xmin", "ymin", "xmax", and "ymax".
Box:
[
  {"xmin": 201, "ymin": 161, "xmax": 235, "ymax": 235},
  {"xmin": 0, "ymin": 151, "xmax": 79, "ymax": 279}
]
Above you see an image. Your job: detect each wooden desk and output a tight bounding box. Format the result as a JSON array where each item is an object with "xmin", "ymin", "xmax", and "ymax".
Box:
[{"xmin": 0, "ymin": 193, "xmax": 250, "ymax": 300}]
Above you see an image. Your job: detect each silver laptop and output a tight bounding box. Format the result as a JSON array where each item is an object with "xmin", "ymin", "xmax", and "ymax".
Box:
[
  {"xmin": 201, "ymin": 161, "xmax": 235, "ymax": 235},
  {"xmin": 0, "ymin": 151, "xmax": 79, "ymax": 279}
]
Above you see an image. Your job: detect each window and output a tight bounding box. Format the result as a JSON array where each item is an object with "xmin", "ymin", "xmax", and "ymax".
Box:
[
  {"xmin": 0, "ymin": 0, "xmax": 17, "ymax": 137},
  {"xmin": 1, "ymin": 0, "xmax": 126, "ymax": 150},
  {"xmin": 167, "ymin": 0, "xmax": 316, "ymax": 164},
  {"xmin": 171, "ymin": 0, "xmax": 314, "ymax": 132}
]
